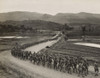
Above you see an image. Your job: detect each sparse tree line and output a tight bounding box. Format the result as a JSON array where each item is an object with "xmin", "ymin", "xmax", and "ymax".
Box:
[
  {"xmin": 0, "ymin": 21, "xmax": 100, "ymax": 36},
  {"xmin": 0, "ymin": 24, "xmax": 37, "ymax": 34},
  {"xmin": 62, "ymin": 23, "xmax": 100, "ymax": 39}
]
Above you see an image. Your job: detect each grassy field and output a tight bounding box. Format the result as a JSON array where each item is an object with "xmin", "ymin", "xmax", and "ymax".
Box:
[
  {"xmin": 0, "ymin": 36, "xmax": 52, "ymax": 51},
  {"xmin": 0, "ymin": 30, "xmax": 57, "ymax": 51},
  {"xmin": 46, "ymin": 37, "xmax": 100, "ymax": 65}
]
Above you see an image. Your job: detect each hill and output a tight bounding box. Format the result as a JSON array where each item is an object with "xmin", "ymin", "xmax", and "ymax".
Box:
[
  {"xmin": 0, "ymin": 11, "xmax": 52, "ymax": 22},
  {"xmin": 51, "ymin": 12, "xmax": 100, "ymax": 24},
  {"xmin": 0, "ymin": 20, "xmax": 63, "ymax": 31},
  {"xmin": 0, "ymin": 11, "xmax": 100, "ymax": 24}
]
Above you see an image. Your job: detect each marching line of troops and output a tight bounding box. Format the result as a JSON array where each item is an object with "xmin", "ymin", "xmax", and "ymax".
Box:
[{"xmin": 11, "ymin": 43, "xmax": 99, "ymax": 77}]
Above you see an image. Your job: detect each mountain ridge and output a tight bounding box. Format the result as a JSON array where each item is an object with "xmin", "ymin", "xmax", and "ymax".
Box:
[{"xmin": 0, "ymin": 11, "xmax": 100, "ymax": 24}]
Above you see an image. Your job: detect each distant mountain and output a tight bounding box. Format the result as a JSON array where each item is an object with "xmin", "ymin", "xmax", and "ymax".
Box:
[
  {"xmin": 51, "ymin": 12, "xmax": 100, "ymax": 24},
  {"xmin": 0, "ymin": 11, "xmax": 44, "ymax": 21},
  {"xmin": 0, "ymin": 11, "xmax": 100, "ymax": 24}
]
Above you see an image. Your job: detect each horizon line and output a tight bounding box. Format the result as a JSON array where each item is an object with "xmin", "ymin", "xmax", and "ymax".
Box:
[{"xmin": 0, "ymin": 11, "xmax": 100, "ymax": 15}]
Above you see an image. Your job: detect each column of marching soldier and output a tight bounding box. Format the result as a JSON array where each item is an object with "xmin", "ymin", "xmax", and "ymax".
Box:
[{"xmin": 11, "ymin": 44, "xmax": 99, "ymax": 77}]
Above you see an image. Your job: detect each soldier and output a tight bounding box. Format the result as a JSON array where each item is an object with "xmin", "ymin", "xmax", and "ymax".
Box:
[
  {"xmin": 54, "ymin": 57, "xmax": 58, "ymax": 70},
  {"xmin": 67, "ymin": 60, "xmax": 72, "ymax": 74},
  {"xmin": 94, "ymin": 62, "xmax": 99, "ymax": 76},
  {"xmin": 83, "ymin": 60, "xmax": 89, "ymax": 76},
  {"xmin": 56, "ymin": 58, "xmax": 60, "ymax": 71},
  {"xmin": 51, "ymin": 58, "xmax": 54, "ymax": 69},
  {"xmin": 77, "ymin": 62, "xmax": 83, "ymax": 76}
]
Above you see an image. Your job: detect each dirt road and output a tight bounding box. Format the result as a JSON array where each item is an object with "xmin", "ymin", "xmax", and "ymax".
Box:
[{"xmin": 0, "ymin": 38, "xmax": 100, "ymax": 78}]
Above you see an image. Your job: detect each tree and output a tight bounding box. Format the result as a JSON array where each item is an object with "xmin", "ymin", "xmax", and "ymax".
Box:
[
  {"xmin": 81, "ymin": 25, "xmax": 86, "ymax": 35},
  {"xmin": 62, "ymin": 23, "xmax": 73, "ymax": 41}
]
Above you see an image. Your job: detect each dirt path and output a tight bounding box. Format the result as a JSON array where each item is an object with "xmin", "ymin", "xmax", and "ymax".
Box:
[
  {"xmin": 25, "ymin": 39, "xmax": 59, "ymax": 53},
  {"xmin": 0, "ymin": 51, "xmax": 80, "ymax": 78},
  {"xmin": 0, "ymin": 51, "xmax": 100, "ymax": 78},
  {"xmin": 0, "ymin": 38, "xmax": 100, "ymax": 78}
]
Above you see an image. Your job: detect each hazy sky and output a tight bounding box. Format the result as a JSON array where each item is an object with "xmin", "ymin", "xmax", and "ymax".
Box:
[{"xmin": 0, "ymin": 0, "xmax": 100, "ymax": 15}]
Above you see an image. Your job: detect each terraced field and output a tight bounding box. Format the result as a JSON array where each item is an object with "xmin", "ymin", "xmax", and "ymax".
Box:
[
  {"xmin": 0, "ymin": 35, "xmax": 52, "ymax": 51},
  {"xmin": 49, "ymin": 38, "xmax": 100, "ymax": 64}
]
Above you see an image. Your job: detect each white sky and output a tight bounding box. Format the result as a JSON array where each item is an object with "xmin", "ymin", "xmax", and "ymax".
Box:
[{"xmin": 0, "ymin": 0, "xmax": 100, "ymax": 15}]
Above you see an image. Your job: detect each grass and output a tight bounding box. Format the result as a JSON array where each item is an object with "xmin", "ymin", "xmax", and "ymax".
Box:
[
  {"xmin": 0, "ymin": 30, "xmax": 59, "ymax": 51},
  {"xmin": 0, "ymin": 35, "xmax": 53, "ymax": 51},
  {"xmin": 46, "ymin": 37, "xmax": 100, "ymax": 65}
]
